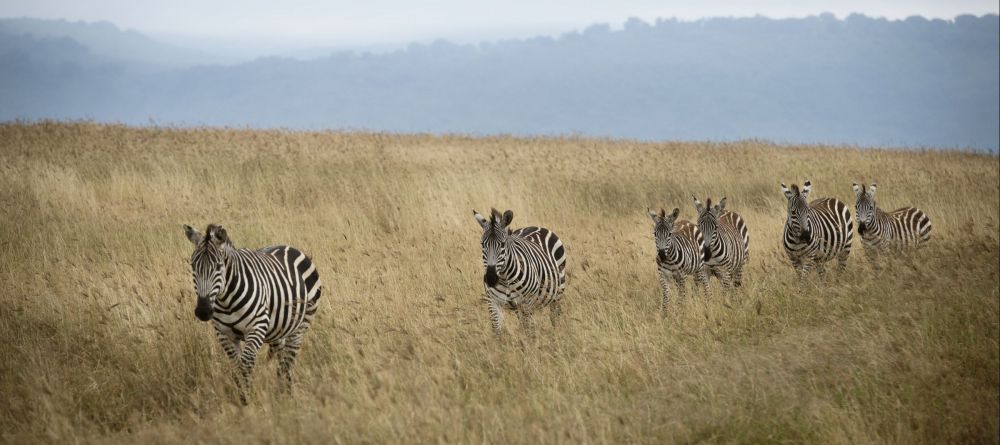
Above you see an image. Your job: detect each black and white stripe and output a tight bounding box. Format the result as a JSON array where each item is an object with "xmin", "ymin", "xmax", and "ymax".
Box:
[
  {"xmin": 852, "ymin": 182, "xmax": 932, "ymax": 265},
  {"xmin": 780, "ymin": 180, "xmax": 853, "ymax": 280},
  {"xmin": 183, "ymin": 224, "xmax": 321, "ymax": 404},
  {"xmin": 693, "ymin": 196, "xmax": 750, "ymax": 288},
  {"xmin": 648, "ymin": 207, "xmax": 708, "ymax": 315},
  {"xmin": 474, "ymin": 209, "xmax": 566, "ymax": 337}
]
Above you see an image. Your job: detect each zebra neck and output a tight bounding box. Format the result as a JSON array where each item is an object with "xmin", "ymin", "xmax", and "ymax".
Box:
[
  {"xmin": 664, "ymin": 241, "xmax": 679, "ymax": 256},
  {"xmin": 496, "ymin": 256, "xmax": 516, "ymax": 280},
  {"xmin": 705, "ymin": 232, "xmax": 723, "ymax": 253},
  {"xmin": 875, "ymin": 207, "xmax": 891, "ymax": 222},
  {"xmin": 866, "ymin": 209, "xmax": 892, "ymax": 236},
  {"xmin": 215, "ymin": 249, "xmax": 241, "ymax": 306},
  {"xmin": 662, "ymin": 241, "xmax": 685, "ymax": 265},
  {"xmin": 496, "ymin": 238, "xmax": 530, "ymax": 278},
  {"xmin": 786, "ymin": 213, "xmax": 813, "ymax": 239},
  {"xmin": 804, "ymin": 208, "xmax": 820, "ymax": 227}
]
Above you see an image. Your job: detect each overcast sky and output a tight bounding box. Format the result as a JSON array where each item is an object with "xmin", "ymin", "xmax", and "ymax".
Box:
[{"xmin": 2, "ymin": 0, "xmax": 997, "ymax": 48}]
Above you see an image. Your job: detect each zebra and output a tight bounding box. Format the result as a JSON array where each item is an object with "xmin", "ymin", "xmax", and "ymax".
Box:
[
  {"xmin": 473, "ymin": 208, "xmax": 566, "ymax": 338},
  {"xmin": 693, "ymin": 196, "xmax": 750, "ymax": 289},
  {"xmin": 780, "ymin": 180, "xmax": 853, "ymax": 280},
  {"xmin": 182, "ymin": 224, "xmax": 321, "ymax": 404},
  {"xmin": 852, "ymin": 182, "xmax": 932, "ymax": 267},
  {"xmin": 648, "ymin": 207, "xmax": 709, "ymax": 315}
]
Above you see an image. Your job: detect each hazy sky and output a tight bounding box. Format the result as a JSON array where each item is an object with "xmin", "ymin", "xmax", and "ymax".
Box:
[{"xmin": 2, "ymin": 0, "xmax": 997, "ymax": 47}]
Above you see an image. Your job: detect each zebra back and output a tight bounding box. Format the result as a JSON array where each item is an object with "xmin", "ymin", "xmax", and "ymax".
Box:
[
  {"xmin": 717, "ymin": 210, "xmax": 750, "ymax": 263},
  {"xmin": 874, "ymin": 207, "xmax": 933, "ymax": 247},
  {"xmin": 218, "ymin": 245, "xmax": 322, "ymax": 342},
  {"xmin": 257, "ymin": 245, "xmax": 322, "ymax": 306},
  {"xmin": 511, "ymin": 226, "xmax": 567, "ymax": 287}
]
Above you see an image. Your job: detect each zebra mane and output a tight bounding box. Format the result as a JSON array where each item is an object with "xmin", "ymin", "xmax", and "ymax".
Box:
[{"xmin": 202, "ymin": 224, "xmax": 230, "ymax": 248}]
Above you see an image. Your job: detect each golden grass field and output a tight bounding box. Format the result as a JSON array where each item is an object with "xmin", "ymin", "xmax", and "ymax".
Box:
[{"xmin": 1, "ymin": 121, "xmax": 998, "ymax": 444}]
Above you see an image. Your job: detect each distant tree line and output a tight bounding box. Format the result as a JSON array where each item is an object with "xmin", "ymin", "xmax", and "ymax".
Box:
[{"xmin": 1, "ymin": 14, "xmax": 997, "ymax": 150}]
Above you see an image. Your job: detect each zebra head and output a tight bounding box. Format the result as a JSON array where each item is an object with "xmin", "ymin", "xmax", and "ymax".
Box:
[
  {"xmin": 183, "ymin": 224, "xmax": 231, "ymax": 322},
  {"xmin": 852, "ymin": 182, "xmax": 877, "ymax": 234},
  {"xmin": 693, "ymin": 196, "xmax": 726, "ymax": 249},
  {"xmin": 648, "ymin": 207, "xmax": 680, "ymax": 262},
  {"xmin": 473, "ymin": 208, "xmax": 513, "ymax": 287},
  {"xmin": 781, "ymin": 181, "xmax": 813, "ymax": 242}
]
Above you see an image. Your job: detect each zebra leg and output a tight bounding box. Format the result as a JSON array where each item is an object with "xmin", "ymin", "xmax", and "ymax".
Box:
[
  {"xmin": 548, "ymin": 299, "xmax": 562, "ymax": 327},
  {"xmin": 486, "ymin": 298, "xmax": 505, "ymax": 338},
  {"xmin": 214, "ymin": 328, "xmax": 244, "ymax": 397},
  {"xmin": 277, "ymin": 334, "xmax": 304, "ymax": 392},
  {"xmin": 657, "ymin": 270, "xmax": 672, "ymax": 317},
  {"xmin": 236, "ymin": 324, "xmax": 268, "ymax": 405},
  {"xmin": 673, "ymin": 272, "xmax": 687, "ymax": 303},
  {"xmin": 864, "ymin": 245, "xmax": 880, "ymax": 272},
  {"xmin": 732, "ymin": 265, "xmax": 744, "ymax": 288},
  {"xmin": 214, "ymin": 328, "xmax": 242, "ymax": 366},
  {"xmin": 792, "ymin": 258, "xmax": 808, "ymax": 283},
  {"xmin": 702, "ymin": 267, "xmax": 718, "ymax": 299},
  {"xmin": 815, "ymin": 262, "xmax": 828, "ymax": 280},
  {"xmin": 717, "ymin": 269, "xmax": 736, "ymax": 304},
  {"xmin": 720, "ymin": 269, "xmax": 735, "ymax": 289},
  {"xmin": 516, "ymin": 309, "xmax": 536, "ymax": 339},
  {"xmin": 696, "ymin": 268, "xmax": 710, "ymax": 296},
  {"xmin": 278, "ymin": 305, "xmax": 316, "ymax": 391},
  {"xmin": 837, "ymin": 249, "xmax": 850, "ymax": 274},
  {"xmin": 266, "ymin": 339, "xmax": 284, "ymax": 363}
]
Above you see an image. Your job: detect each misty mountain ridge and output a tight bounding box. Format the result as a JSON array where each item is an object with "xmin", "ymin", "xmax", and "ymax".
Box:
[
  {"xmin": 0, "ymin": 17, "xmax": 226, "ymax": 67},
  {"xmin": 1, "ymin": 14, "xmax": 997, "ymax": 150}
]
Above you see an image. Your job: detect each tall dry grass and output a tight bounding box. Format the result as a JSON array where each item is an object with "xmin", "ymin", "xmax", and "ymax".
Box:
[{"xmin": 0, "ymin": 121, "xmax": 997, "ymax": 444}]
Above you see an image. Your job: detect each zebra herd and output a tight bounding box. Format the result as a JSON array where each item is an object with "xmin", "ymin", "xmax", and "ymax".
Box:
[
  {"xmin": 181, "ymin": 179, "xmax": 931, "ymax": 403},
  {"xmin": 647, "ymin": 196, "xmax": 751, "ymax": 314}
]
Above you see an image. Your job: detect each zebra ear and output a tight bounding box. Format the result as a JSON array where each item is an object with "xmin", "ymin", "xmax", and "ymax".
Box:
[
  {"xmin": 501, "ymin": 210, "xmax": 514, "ymax": 227},
  {"xmin": 801, "ymin": 180, "xmax": 812, "ymax": 199},
  {"xmin": 183, "ymin": 224, "xmax": 202, "ymax": 245},
  {"xmin": 852, "ymin": 183, "xmax": 861, "ymax": 196},
  {"xmin": 718, "ymin": 197, "xmax": 727, "ymax": 211},
  {"xmin": 647, "ymin": 208, "xmax": 659, "ymax": 223},
  {"xmin": 781, "ymin": 183, "xmax": 793, "ymax": 199},
  {"xmin": 473, "ymin": 210, "xmax": 489, "ymax": 229},
  {"xmin": 692, "ymin": 195, "xmax": 705, "ymax": 213},
  {"xmin": 868, "ymin": 183, "xmax": 877, "ymax": 197},
  {"xmin": 669, "ymin": 208, "xmax": 680, "ymax": 220}
]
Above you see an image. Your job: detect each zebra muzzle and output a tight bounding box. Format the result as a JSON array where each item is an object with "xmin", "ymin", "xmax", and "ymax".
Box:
[
  {"xmin": 194, "ymin": 298, "xmax": 213, "ymax": 322},
  {"xmin": 484, "ymin": 266, "xmax": 499, "ymax": 287},
  {"xmin": 798, "ymin": 229, "xmax": 812, "ymax": 243}
]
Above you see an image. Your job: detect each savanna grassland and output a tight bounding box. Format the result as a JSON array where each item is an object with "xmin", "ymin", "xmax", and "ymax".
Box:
[{"xmin": 1, "ymin": 122, "xmax": 997, "ymax": 444}]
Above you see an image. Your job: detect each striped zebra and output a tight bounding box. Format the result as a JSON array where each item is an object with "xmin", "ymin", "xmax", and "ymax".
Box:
[
  {"xmin": 693, "ymin": 196, "xmax": 750, "ymax": 288},
  {"xmin": 852, "ymin": 183, "xmax": 932, "ymax": 266},
  {"xmin": 474, "ymin": 209, "xmax": 566, "ymax": 338},
  {"xmin": 183, "ymin": 224, "xmax": 321, "ymax": 404},
  {"xmin": 780, "ymin": 181, "xmax": 853, "ymax": 280},
  {"xmin": 648, "ymin": 207, "xmax": 708, "ymax": 315}
]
